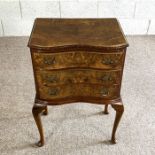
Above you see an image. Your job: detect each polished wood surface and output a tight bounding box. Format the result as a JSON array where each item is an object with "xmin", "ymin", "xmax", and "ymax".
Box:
[
  {"xmin": 28, "ymin": 18, "xmax": 128, "ymax": 147},
  {"xmin": 36, "ymin": 69, "xmax": 121, "ymax": 86},
  {"xmin": 28, "ymin": 18, "xmax": 128, "ymax": 50},
  {"xmin": 38, "ymin": 84, "xmax": 120, "ymax": 100},
  {"xmin": 32, "ymin": 51, "xmax": 125, "ymax": 70}
]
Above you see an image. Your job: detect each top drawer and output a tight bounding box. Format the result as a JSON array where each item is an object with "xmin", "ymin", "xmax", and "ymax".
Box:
[{"xmin": 32, "ymin": 51, "xmax": 124, "ymax": 70}]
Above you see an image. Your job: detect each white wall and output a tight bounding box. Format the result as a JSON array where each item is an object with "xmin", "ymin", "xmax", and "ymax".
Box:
[{"xmin": 0, "ymin": 0, "xmax": 155, "ymax": 36}]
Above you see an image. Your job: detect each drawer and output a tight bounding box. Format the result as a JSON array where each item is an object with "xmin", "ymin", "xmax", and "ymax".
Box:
[
  {"xmin": 39, "ymin": 84, "xmax": 119, "ymax": 100},
  {"xmin": 36, "ymin": 69, "xmax": 121, "ymax": 86},
  {"xmin": 33, "ymin": 51, "xmax": 124, "ymax": 70}
]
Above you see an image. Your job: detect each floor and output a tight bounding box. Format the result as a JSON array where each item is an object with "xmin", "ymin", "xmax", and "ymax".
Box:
[{"xmin": 0, "ymin": 36, "xmax": 155, "ymax": 155}]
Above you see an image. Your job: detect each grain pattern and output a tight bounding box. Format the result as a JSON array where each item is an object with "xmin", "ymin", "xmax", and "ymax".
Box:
[
  {"xmin": 32, "ymin": 51, "xmax": 124, "ymax": 70},
  {"xmin": 29, "ymin": 18, "xmax": 128, "ymax": 146}
]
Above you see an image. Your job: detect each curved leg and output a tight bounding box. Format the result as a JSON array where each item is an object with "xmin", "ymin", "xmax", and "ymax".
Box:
[
  {"xmin": 32, "ymin": 104, "xmax": 46, "ymax": 147},
  {"xmin": 42, "ymin": 106, "xmax": 48, "ymax": 115},
  {"xmin": 111, "ymin": 101, "xmax": 124, "ymax": 144},
  {"xmin": 103, "ymin": 104, "xmax": 109, "ymax": 114}
]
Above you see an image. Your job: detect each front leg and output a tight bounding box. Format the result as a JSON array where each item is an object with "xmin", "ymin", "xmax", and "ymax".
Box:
[
  {"xmin": 32, "ymin": 104, "xmax": 46, "ymax": 147},
  {"xmin": 111, "ymin": 100, "xmax": 124, "ymax": 144}
]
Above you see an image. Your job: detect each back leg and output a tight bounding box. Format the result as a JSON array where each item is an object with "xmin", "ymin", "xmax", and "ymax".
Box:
[
  {"xmin": 42, "ymin": 106, "xmax": 48, "ymax": 115},
  {"xmin": 104, "ymin": 104, "xmax": 109, "ymax": 114}
]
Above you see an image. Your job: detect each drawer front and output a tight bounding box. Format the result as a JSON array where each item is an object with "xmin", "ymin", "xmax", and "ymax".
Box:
[
  {"xmin": 33, "ymin": 51, "xmax": 124, "ymax": 70},
  {"xmin": 39, "ymin": 84, "xmax": 119, "ymax": 100},
  {"xmin": 36, "ymin": 69, "xmax": 121, "ymax": 86}
]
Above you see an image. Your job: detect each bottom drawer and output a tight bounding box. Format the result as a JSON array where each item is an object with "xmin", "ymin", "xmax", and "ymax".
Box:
[{"xmin": 38, "ymin": 84, "xmax": 120, "ymax": 100}]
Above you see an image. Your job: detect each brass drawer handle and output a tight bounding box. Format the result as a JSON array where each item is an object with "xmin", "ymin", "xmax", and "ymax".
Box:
[
  {"xmin": 100, "ymin": 88, "xmax": 109, "ymax": 96},
  {"xmin": 46, "ymin": 76, "xmax": 58, "ymax": 83},
  {"xmin": 102, "ymin": 59, "xmax": 115, "ymax": 65},
  {"xmin": 44, "ymin": 57, "xmax": 56, "ymax": 65},
  {"xmin": 100, "ymin": 75, "xmax": 112, "ymax": 82},
  {"xmin": 48, "ymin": 88, "xmax": 59, "ymax": 96}
]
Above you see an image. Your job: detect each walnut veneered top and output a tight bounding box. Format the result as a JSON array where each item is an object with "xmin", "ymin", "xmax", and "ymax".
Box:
[{"xmin": 28, "ymin": 18, "xmax": 128, "ymax": 50}]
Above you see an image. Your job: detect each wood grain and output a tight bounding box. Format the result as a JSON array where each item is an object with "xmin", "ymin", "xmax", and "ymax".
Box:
[
  {"xmin": 28, "ymin": 18, "xmax": 128, "ymax": 50},
  {"xmin": 38, "ymin": 84, "xmax": 120, "ymax": 100},
  {"xmin": 32, "ymin": 51, "xmax": 124, "ymax": 70},
  {"xmin": 36, "ymin": 69, "xmax": 121, "ymax": 86},
  {"xmin": 29, "ymin": 18, "xmax": 128, "ymax": 146}
]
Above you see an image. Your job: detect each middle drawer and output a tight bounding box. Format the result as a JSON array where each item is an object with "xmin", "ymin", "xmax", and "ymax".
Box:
[{"xmin": 36, "ymin": 69, "xmax": 121, "ymax": 86}]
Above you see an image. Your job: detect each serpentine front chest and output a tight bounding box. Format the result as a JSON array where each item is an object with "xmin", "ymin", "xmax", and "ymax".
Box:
[{"xmin": 28, "ymin": 18, "xmax": 129, "ymax": 147}]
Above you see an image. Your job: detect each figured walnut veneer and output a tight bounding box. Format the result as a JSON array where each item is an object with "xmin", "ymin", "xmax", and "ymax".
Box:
[
  {"xmin": 32, "ymin": 51, "xmax": 124, "ymax": 70},
  {"xmin": 36, "ymin": 69, "xmax": 121, "ymax": 86},
  {"xmin": 28, "ymin": 18, "xmax": 129, "ymax": 147}
]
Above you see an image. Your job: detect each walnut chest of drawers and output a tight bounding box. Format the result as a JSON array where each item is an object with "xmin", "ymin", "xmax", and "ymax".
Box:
[{"xmin": 28, "ymin": 18, "xmax": 129, "ymax": 147}]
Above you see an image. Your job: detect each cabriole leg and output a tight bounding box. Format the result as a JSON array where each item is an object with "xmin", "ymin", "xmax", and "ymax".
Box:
[
  {"xmin": 111, "ymin": 101, "xmax": 124, "ymax": 144},
  {"xmin": 32, "ymin": 104, "xmax": 46, "ymax": 147}
]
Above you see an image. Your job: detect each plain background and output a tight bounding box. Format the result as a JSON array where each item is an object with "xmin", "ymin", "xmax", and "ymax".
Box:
[{"xmin": 0, "ymin": 0, "xmax": 155, "ymax": 36}]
